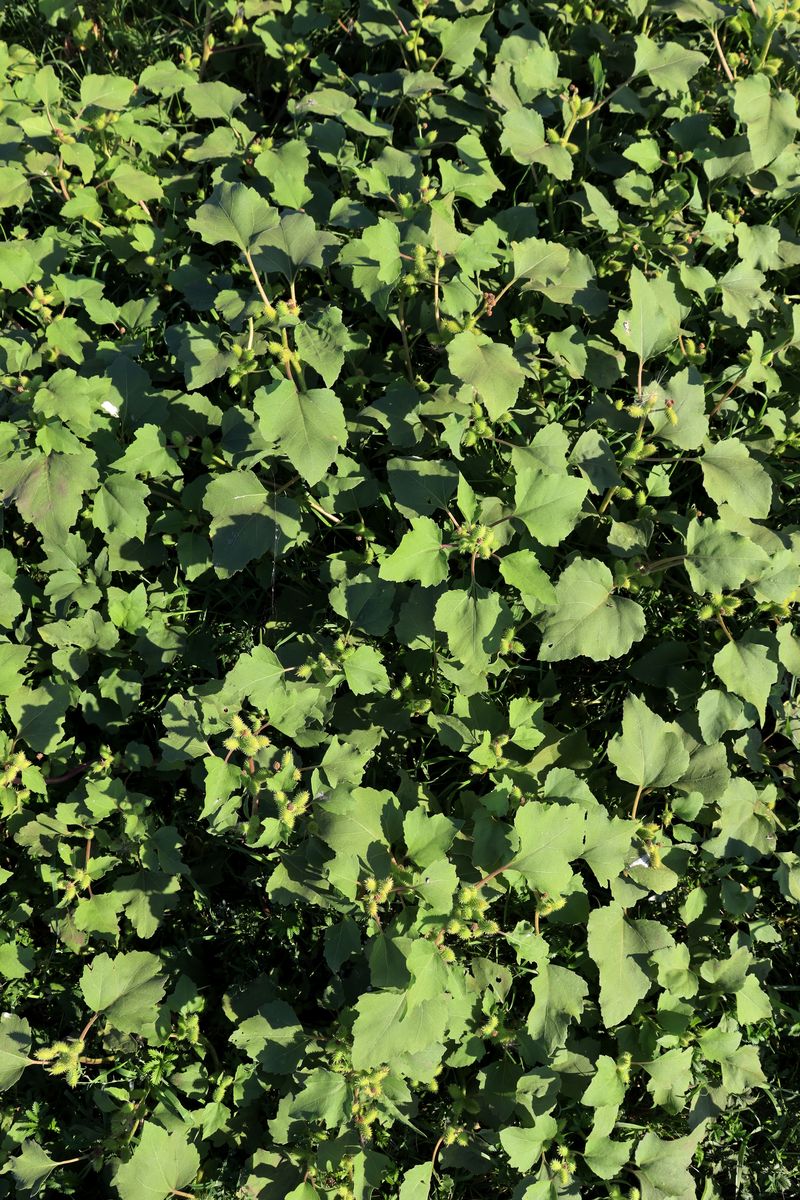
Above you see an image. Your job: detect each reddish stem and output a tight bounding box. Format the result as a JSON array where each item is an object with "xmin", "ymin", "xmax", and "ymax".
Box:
[
  {"xmin": 79, "ymin": 1012, "xmax": 99, "ymax": 1043},
  {"xmin": 46, "ymin": 761, "xmax": 96, "ymax": 786},
  {"xmin": 475, "ymin": 860, "xmax": 515, "ymax": 891}
]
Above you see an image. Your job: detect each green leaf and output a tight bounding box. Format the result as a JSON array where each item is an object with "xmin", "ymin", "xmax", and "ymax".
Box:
[
  {"xmin": 0, "ymin": 167, "xmax": 32, "ymax": 210},
  {"xmin": 254, "ymin": 139, "xmax": 313, "ymax": 209},
  {"xmin": 587, "ymin": 903, "xmax": 673, "ymax": 1026},
  {"xmin": 387, "ymin": 458, "xmax": 458, "ymax": 518},
  {"xmin": 737, "ymin": 223, "xmax": 782, "ymax": 270},
  {"xmin": 399, "ymin": 1162, "xmax": 433, "ymax": 1200},
  {"xmin": 500, "ymin": 1115, "xmax": 559, "ymax": 1172},
  {"xmin": 45, "ymin": 316, "xmax": 90, "ymax": 364},
  {"xmin": 700, "ymin": 438, "xmax": 773, "ymax": 519},
  {"xmin": 342, "ymin": 645, "xmax": 390, "ymax": 696},
  {"xmin": 712, "ymin": 634, "xmax": 779, "ymax": 722},
  {"xmin": 439, "ymin": 133, "xmax": 501, "ymax": 205},
  {"xmin": 447, "ymin": 332, "xmax": 525, "ymax": 420},
  {"xmin": 732, "ymin": 74, "xmax": 800, "ymax": 170},
  {"xmin": 777, "ymin": 622, "xmax": 800, "ymax": 675},
  {"xmin": 500, "ymin": 108, "xmax": 573, "ymax": 180},
  {"xmin": 254, "ymin": 379, "xmax": 346, "ymax": 485},
  {"xmin": 6, "ymin": 682, "xmax": 71, "ymax": 753},
  {"xmin": 379, "ymin": 518, "xmax": 449, "ymax": 587},
  {"xmin": 10, "ymin": 1140, "xmax": 60, "ymax": 1197},
  {"xmin": 203, "ymin": 469, "xmax": 302, "ymax": 576},
  {"xmin": 80, "ymin": 74, "xmax": 134, "ymax": 110},
  {"xmin": 526, "ymin": 963, "xmax": 588, "ymax": 1053},
  {"xmin": 582, "ymin": 182, "xmax": 620, "ymax": 233},
  {"xmin": 703, "ymin": 777, "xmax": 779, "ymax": 863},
  {"xmin": 0, "ymin": 1013, "xmax": 31, "ymax": 1090},
  {"xmin": 612, "ymin": 267, "xmax": 684, "ymax": 362},
  {"xmin": 295, "ymin": 306, "xmax": 350, "ymax": 386},
  {"xmin": 329, "ymin": 570, "xmax": 395, "ymax": 636},
  {"xmin": 338, "ymin": 218, "xmax": 402, "ymax": 308},
  {"xmin": 351, "ymin": 990, "xmax": 448, "ymax": 1070},
  {"xmin": 80, "ymin": 951, "xmax": 166, "ymax": 1033},
  {"xmin": 252, "ymin": 213, "xmax": 338, "ymax": 281},
  {"xmin": 513, "ymin": 466, "xmax": 589, "ymax": 546},
  {"xmin": 110, "ymin": 163, "xmax": 164, "ymax": 203},
  {"xmin": 92, "ymin": 474, "xmax": 149, "ymax": 543},
  {"xmin": 511, "ymin": 237, "xmax": 570, "ymax": 289},
  {"xmin": 437, "ymin": 13, "xmax": 490, "ymax": 67},
  {"xmin": 511, "ymin": 802, "xmax": 586, "ymax": 895},
  {"xmin": 570, "ymin": 429, "xmax": 622, "ymax": 492},
  {"xmin": 582, "ymin": 1057, "xmax": 626, "ymax": 1108},
  {"xmin": 188, "ymin": 182, "xmax": 277, "ymax": 252},
  {"xmin": 635, "ymin": 1128, "xmax": 704, "ymax": 1200},
  {"xmin": 584, "ymin": 1106, "xmax": 633, "ymax": 1180},
  {"xmin": 499, "ymin": 549, "xmax": 556, "ymax": 610},
  {"xmin": 403, "ymin": 809, "xmax": 459, "ymax": 869},
  {"xmin": 229, "ymin": 1000, "xmax": 305, "ymax": 1073},
  {"xmin": 644, "ymin": 1047, "xmax": 694, "ymax": 1113},
  {"xmin": 113, "ymin": 1122, "xmax": 199, "ymax": 1200},
  {"xmin": 165, "ymin": 322, "xmax": 235, "ymax": 390},
  {"xmin": 684, "ymin": 518, "xmax": 769, "ymax": 593},
  {"xmin": 607, "ymin": 695, "xmax": 690, "ymax": 789},
  {"xmin": 2, "ymin": 452, "xmax": 98, "ymax": 544},
  {"xmin": 718, "ymin": 264, "xmax": 770, "ymax": 325},
  {"xmin": 0, "ymin": 640, "xmax": 30, "ymax": 693},
  {"xmin": 646, "ymin": 367, "xmax": 708, "ymax": 449},
  {"xmin": 538, "ymin": 559, "xmax": 646, "ymax": 661},
  {"xmin": 581, "ymin": 807, "xmax": 636, "ymax": 886},
  {"xmin": 183, "ymin": 80, "xmax": 245, "ymax": 120},
  {"xmin": 434, "ymin": 588, "xmax": 511, "ymax": 673},
  {"xmin": 634, "ymin": 35, "xmax": 705, "ymax": 95}
]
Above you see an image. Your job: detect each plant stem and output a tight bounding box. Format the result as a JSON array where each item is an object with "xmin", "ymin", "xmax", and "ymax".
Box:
[
  {"xmin": 85, "ymin": 837, "xmax": 93, "ymax": 897},
  {"xmin": 710, "ymin": 23, "xmax": 735, "ymax": 82},
  {"xmin": 597, "ymin": 486, "xmax": 618, "ymax": 514},
  {"xmin": 639, "ymin": 553, "xmax": 687, "ymax": 573},
  {"xmin": 587, "ymin": 74, "xmax": 636, "ymax": 118},
  {"xmin": 306, "ymin": 497, "xmax": 341, "ymax": 523},
  {"xmin": 433, "ymin": 260, "xmax": 441, "ymax": 331},
  {"xmin": 397, "ymin": 295, "xmax": 414, "ymax": 384},
  {"xmin": 546, "ymin": 185, "xmax": 556, "ymax": 233},
  {"xmin": 78, "ymin": 1012, "xmax": 99, "ymax": 1043},
  {"xmin": 280, "ymin": 328, "xmax": 295, "ymax": 382},
  {"xmin": 632, "ymin": 784, "xmax": 644, "ymax": 820},
  {"xmin": 199, "ymin": 0, "xmax": 214, "ymax": 79},
  {"xmin": 709, "ymin": 369, "xmax": 747, "ymax": 419},
  {"xmin": 717, "ymin": 612, "xmax": 735, "ymax": 643},
  {"xmin": 243, "ymin": 250, "xmax": 272, "ymax": 312},
  {"xmin": 474, "ymin": 276, "xmax": 517, "ymax": 324},
  {"xmin": 756, "ymin": 25, "xmax": 777, "ymax": 70},
  {"xmin": 46, "ymin": 761, "xmax": 96, "ymax": 786},
  {"xmin": 475, "ymin": 860, "xmax": 515, "ymax": 891}
]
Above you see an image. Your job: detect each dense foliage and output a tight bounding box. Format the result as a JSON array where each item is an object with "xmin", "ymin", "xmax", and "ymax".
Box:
[{"xmin": 1, "ymin": 0, "xmax": 800, "ymax": 1197}]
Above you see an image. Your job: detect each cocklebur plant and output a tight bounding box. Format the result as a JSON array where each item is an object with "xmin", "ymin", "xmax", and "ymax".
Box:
[{"xmin": 1, "ymin": 0, "xmax": 800, "ymax": 1197}]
